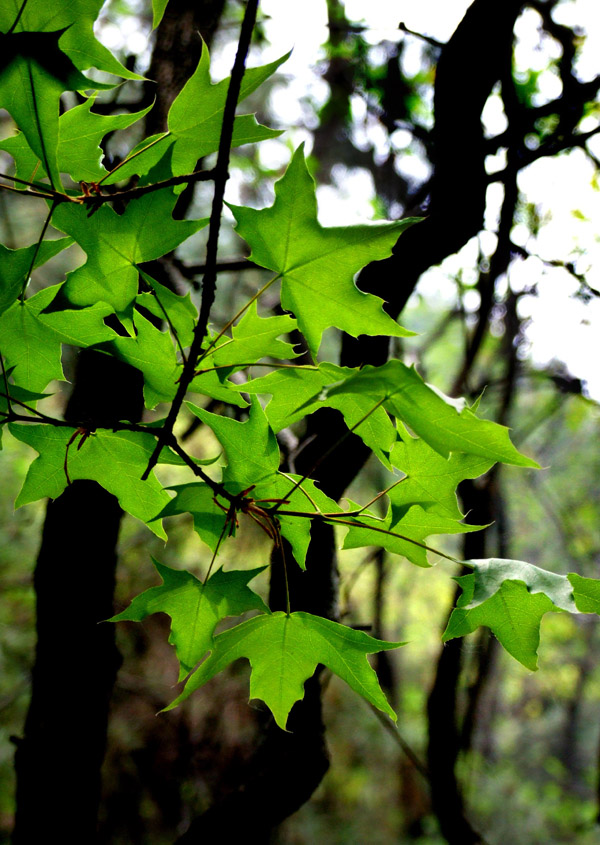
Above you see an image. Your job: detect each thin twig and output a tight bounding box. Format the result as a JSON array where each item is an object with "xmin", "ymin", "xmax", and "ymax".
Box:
[
  {"xmin": 96, "ymin": 133, "xmax": 167, "ymax": 186},
  {"xmin": 142, "ymin": 0, "xmax": 261, "ymax": 481},
  {"xmin": 0, "ymin": 182, "xmax": 59, "ymax": 202},
  {"xmin": 203, "ymin": 517, "xmax": 231, "ymax": 585},
  {"xmin": 139, "ymin": 271, "xmax": 188, "ymax": 362},
  {"xmin": 398, "ymin": 21, "xmax": 444, "ymax": 48},
  {"xmin": 270, "ymin": 507, "xmax": 462, "ymax": 564},
  {"xmin": 367, "ymin": 703, "xmax": 430, "ymax": 781},
  {"xmin": 167, "ymin": 438, "xmax": 233, "ymax": 501},
  {"xmin": 321, "ymin": 516, "xmax": 461, "ymax": 564},
  {"xmin": 194, "ymin": 272, "xmax": 281, "ymax": 372},
  {"xmin": 83, "ymin": 167, "xmax": 216, "ymax": 207},
  {"xmin": 0, "ymin": 358, "xmax": 13, "ymax": 416},
  {"xmin": 20, "ymin": 200, "xmax": 57, "ymax": 300}
]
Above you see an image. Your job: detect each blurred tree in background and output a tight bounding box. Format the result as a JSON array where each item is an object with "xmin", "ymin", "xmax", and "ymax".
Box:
[{"xmin": 1, "ymin": 0, "xmax": 599, "ymax": 843}]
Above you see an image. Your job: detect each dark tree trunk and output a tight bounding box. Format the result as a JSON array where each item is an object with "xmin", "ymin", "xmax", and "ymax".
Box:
[{"xmin": 12, "ymin": 354, "xmax": 144, "ymax": 843}]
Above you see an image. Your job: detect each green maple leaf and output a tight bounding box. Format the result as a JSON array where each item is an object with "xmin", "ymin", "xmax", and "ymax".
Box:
[
  {"xmin": 9, "ymin": 424, "xmax": 173, "ymax": 537},
  {"xmin": 389, "ymin": 424, "xmax": 495, "ymax": 521},
  {"xmin": 0, "ymin": 237, "xmax": 72, "ymax": 316},
  {"xmin": 56, "ymin": 97, "xmax": 152, "ymax": 183},
  {"xmin": 187, "ymin": 397, "xmax": 280, "ymax": 494},
  {"xmin": 210, "ymin": 301, "xmax": 299, "ymax": 369},
  {"xmin": 227, "ymin": 145, "xmax": 419, "ymax": 357},
  {"xmin": 0, "ymin": 1, "xmax": 141, "ymax": 81},
  {"xmin": 243, "ymin": 363, "xmax": 396, "ymax": 468},
  {"xmin": 342, "ymin": 503, "xmax": 482, "ymax": 568},
  {"xmin": 443, "ymin": 559, "xmax": 580, "ymax": 670},
  {"xmin": 0, "ymin": 98, "xmax": 153, "ymax": 186},
  {"xmin": 110, "ymin": 559, "xmax": 269, "ymax": 679},
  {"xmin": 323, "ymin": 360, "xmax": 539, "ymax": 468},
  {"xmin": 156, "ymin": 483, "xmax": 228, "ymax": 554},
  {"xmin": 52, "ymin": 190, "xmax": 208, "ymax": 312},
  {"xmin": 108, "ymin": 310, "xmax": 249, "ymax": 410},
  {"xmin": 0, "ymin": 0, "xmax": 138, "ymax": 188},
  {"xmin": 0, "ymin": 284, "xmax": 117, "ymax": 391},
  {"xmin": 137, "ymin": 268, "xmax": 198, "ymax": 349},
  {"xmin": 569, "ymin": 573, "xmax": 600, "ymax": 613},
  {"xmin": 103, "ymin": 44, "xmax": 286, "ymax": 186},
  {"xmin": 151, "ymin": 0, "xmax": 169, "ymax": 29},
  {"xmin": 0, "ymin": 31, "xmax": 101, "ymax": 188},
  {"xmin": 164, "ymin": 611, "xmax": 403, "ymax": 729}
]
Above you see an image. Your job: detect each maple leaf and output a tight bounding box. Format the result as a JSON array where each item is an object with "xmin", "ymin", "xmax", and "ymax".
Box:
[
  {"xmin": 0, "ymin": 30, "xmax": 100, "ymax": 189},
  {"xmin": 0, "ymin": 237, "xmax": 72, "ymax": 316},
  {"xmin": 443, "ymin": 559, "xmax": 579, "ymax": 670},
  {"xmin": 52, "ymin": 190, "xmax": 208, "ymax": 312},
  {"xmin": 102, "ymin": 44, "xmax": 286, "ymax": 186},
  {"xmin": 0, "ymin": 284, "xmax": 117, "ymax": 391},
  {"xmin": 210, "ymin": 301, "xmax": 299, "ymax": 368},
  {"xmin": 322, "ymin": 359, "xmax": 539, "ymax": 468},
  {"xmin": 9, "ymin": 424, "xmax": 173, "ymax": 537},
  {"xmin": 243, "ymin": 363, "xmax": 397, "ymax": 468},
  {"xmin": 0, "ymin": 0, "xmax": 140, "ymax": 188},
  {"xmin": 110, "ymin": 559, "xmax": 269, "ymax": 679},
  {"xmin": 164, "ymin": 611, "xmax": 403, "ymax": 729},
  {"xmin": 0, "ymin": 98, "xmax": 153, "ymax": 186},
  {"xmin": 569, "ymin": 573, "xmax": 600, "ymax": 614},
  {"xmin": 0, "ymin": 0, "xmax": 141, "ymax": 81},
  {"xmin": 341, "ymin": 503, "xmax": 482, "ymax": 568},
  {"xmin": 389, "ymin": 424, "xmax": 496, "ymax": 522},
  {"xmin": 227, "ymin": 146, "xmax": 419, "ymax": 357},
  {"xmin": 186, "ymin": 396, "xmax": 280, "ymax": 494}
]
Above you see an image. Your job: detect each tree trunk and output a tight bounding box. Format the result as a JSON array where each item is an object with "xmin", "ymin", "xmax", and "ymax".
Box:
[{"xmin": 12, "ymin": 354, "xmax": 144, "ymax": 842}]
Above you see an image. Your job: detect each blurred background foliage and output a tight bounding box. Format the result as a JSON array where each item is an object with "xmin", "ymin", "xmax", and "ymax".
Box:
[{"xmin": 1, "ymin": 0, "xmax": 600, "ymax": 842}]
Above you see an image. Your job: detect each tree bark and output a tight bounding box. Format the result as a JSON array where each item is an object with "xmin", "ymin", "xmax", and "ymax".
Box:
[{"xmin": 12, "ymin": 354, "xmax": 144, "ymax": 842}]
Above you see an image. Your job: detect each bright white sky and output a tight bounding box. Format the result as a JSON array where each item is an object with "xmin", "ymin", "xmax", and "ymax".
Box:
[{"xmin": 102, "ymin": 0, "xmax": 600, "ymax": 398}]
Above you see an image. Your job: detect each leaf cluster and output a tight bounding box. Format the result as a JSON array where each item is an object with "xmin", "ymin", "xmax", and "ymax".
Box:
[{"xmin": 1, "ymin": 0, "xmax": 598, "ymax": 730}]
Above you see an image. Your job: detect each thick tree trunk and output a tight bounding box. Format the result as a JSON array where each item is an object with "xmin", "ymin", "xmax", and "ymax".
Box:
[{"xmin": 12, "ymin": 354, "xmax": 144, "ymax": 842}]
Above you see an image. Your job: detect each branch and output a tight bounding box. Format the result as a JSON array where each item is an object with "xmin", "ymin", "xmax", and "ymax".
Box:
[
  {"xmin": 142, "ymin": 0, "xmax": 260, "ymax": 481},
  {"xmin": 175, "ymin": 257, "xmax": 258, "ymax": 276},
  {"xmin": 81, "ymin": 167, "xmax": 216, "ymax": 207},
  {"xmin": 398, "ymin": 21, "xmax": 444, "ymax": 49}
]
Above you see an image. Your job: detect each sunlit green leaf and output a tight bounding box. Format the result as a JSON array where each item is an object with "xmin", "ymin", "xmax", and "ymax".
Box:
[
  {"xmin": 228, "ymin": 146, "xmax": 418, "ymax": 356},
  {"xmin": 389, "ymin": 424, "xmax": 495, "ymax": 521},
  {"xmin": 164, "ymin": 611, "xmax": 402, "ymax": 729},
  {"xmin": 0, "ymin": 284, "xmax": 117, "ymax": 391},
  {"xmin": 103, "ymin": 45, "xmax": 287, "ymax": 185},
  {"xmin": 10, "ymin": 423, "xmax": 172, "ymax": 537},
  {"xmin": 0, "ymin": 237, "xmax": 72, "ymax": 316},
  {"xmin": 341, "ymin": 503, "xmax": 482, "ymax": 568},
  {"xmin": 323, "ymin": 360, "xmax": 539, "ymax": 468},
  {"xmin": 443, "ymin": 559, "xmax": 580, "ymax": 670},
  {"xmin": 111, "ymin": 559, "xmax": 269, "ymax": 679},
  {"xmin": 52, "ymin": 190, "xmax": 208, "ymax": 312}
]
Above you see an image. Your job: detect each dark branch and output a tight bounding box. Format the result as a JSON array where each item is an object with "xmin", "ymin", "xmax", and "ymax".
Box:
[{"xmin": 141, "ymin": 0, "xmax": 260, "ymax": 481}]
